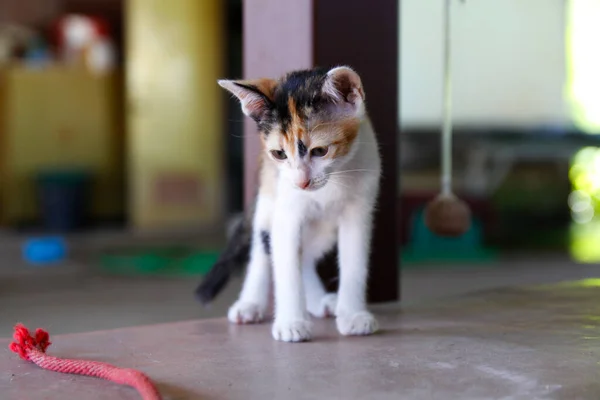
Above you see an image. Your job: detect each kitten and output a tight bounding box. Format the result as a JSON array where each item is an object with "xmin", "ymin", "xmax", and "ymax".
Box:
[{"xmin": 195, "ymin": 66, "xmax": 381, "ymax": 342}]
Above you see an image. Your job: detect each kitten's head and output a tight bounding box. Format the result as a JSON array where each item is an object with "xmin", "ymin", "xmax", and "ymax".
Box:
[{"xmin": 219, "ymin": 66, "xmax": 365, "ymax": 191}]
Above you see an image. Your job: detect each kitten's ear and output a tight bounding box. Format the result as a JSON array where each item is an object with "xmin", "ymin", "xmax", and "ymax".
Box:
[
  {"xmin": 321, "ymin": 66, "xmax": 365, "ymax": 117},
  {"xmin": 218, "ymin": 78, "xmax": 276, "ymax": 122}
]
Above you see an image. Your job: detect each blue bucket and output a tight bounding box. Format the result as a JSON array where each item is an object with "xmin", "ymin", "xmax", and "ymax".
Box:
[{"xmin": 36, "ymin": 169, "xmax": 91, "ymax": 232}]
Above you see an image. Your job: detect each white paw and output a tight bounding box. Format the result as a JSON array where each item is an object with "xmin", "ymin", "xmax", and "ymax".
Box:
[
  {"xmin": 308, "ymin": 293, "xmax": 338, "ymax": 318},
  {"xmin": 227, "ymin": 301, "xmax": 266, "ymax": 324},
  {"xmin": 271, "ymin": 319, "xmax": 313, "ymax": 342},
  {"xmin": 336, "ymin": 311, "xmax": 379, "ymax": 336}
]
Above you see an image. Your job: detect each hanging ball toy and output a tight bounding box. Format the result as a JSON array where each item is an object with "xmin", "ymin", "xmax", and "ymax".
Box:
[
  {"xmin": 424, "ymin": 0, "xmax": 472, "ymax": 237},
  {"xmin": 424, "ymin": 193, "xmax": 471, "ymax": 237}
]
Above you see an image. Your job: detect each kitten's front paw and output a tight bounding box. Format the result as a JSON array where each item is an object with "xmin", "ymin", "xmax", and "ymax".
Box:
[
  {"xmin": 308, "ymin": 293, "xmax": 338, "ymax": 318},
  {"xmin": 271, "ymin": 319, "xmax": 313, "ymax": 342},
  {"xmin": 227, "ymin": 301, "xmax": 266, "ymax": 324},
  {"xmin": 336, "ymin": 311, "xmax": 379, "ymax": 336}
]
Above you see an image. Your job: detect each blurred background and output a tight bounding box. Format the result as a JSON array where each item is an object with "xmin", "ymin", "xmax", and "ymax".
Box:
[{"xmin": 2, "ymin": 0, "xmax": 600, "ymax": 334}]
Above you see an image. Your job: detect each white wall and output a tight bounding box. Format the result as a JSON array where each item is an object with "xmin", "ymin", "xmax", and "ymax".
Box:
[{"xmin": 400, "ymin": 0, "xmax": 567, "ymax": 128}]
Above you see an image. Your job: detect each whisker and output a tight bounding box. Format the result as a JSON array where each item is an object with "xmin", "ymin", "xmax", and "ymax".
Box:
[
  {"xmin": 327, "ymin": 169, "xmax": 378, "ymax": 175},
  {"xmin": 326, "ymin": 178, "xmax": 352, "ymax": 190}
]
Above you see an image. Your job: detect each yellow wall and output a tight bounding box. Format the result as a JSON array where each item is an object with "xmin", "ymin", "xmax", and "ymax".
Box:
[
  {"xmin": 126, "ymin": 0, "xmax": 225, "ymax": 230},
  {"xmin": 2, "ymin": 67, "xmax": 122, "ymax": 223}
]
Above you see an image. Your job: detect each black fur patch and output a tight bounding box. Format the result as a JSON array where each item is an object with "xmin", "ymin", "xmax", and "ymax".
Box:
[
  {"xmin": 297, "ymin": 139, "xmax": 307, "ymax": 157},
  {"xmin": 244, "ymin": 67, "xmax": 335, "ymax": 136},
  {"xmin": 260, "ymin": 230, "xmax": 271, "ymax": 255},
  {"xmin": 271, "ymin": 67, "xmax": 329, "ymax": 133}
]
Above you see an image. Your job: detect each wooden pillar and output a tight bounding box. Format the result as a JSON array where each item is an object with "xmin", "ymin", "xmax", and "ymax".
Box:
[
  {"xmin": 242, "ymin": 0, "xmax": 314, "ymax": 206},
  {"xmin": 243, "ymin": 0, "xmax": 399, "ymax": 303}
]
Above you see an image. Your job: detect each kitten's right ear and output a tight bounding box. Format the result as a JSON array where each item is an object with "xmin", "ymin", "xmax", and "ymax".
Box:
[
  {"xmin": 321, "ymin": 66, "xmax": 365, "ymax": 119},
  {"xmin": 218, "ymin": 78, "xmax": 276, "ymax": 122}
]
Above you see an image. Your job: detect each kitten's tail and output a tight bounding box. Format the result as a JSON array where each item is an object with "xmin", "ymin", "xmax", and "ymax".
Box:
[{"xmin": 194, "ymin": 213, "xmax": 252, "ymax": 305}]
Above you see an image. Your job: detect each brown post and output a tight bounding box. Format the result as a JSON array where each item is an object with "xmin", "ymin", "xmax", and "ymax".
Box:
[{"xmin": 243, "ymin": 0, "xmax": 399, "ymax": 303}]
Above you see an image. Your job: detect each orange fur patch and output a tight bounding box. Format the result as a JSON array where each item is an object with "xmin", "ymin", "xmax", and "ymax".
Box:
[
  {"xmin": 311, "ymin": 117, "xmax": 360, "ymax": 159},
  {"xmin": 248, "ymin": 78, "xmax": 277, "ymax": 101},
  {"xmin": 284, "ymin": 97, "xmax": 311, "ymax": 156},
  {"xmin": 330, "ymin": 118, "xmax": 360, "ymax": 158}
]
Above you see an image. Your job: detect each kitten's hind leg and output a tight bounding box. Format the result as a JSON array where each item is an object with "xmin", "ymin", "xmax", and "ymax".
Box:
[
  {"xmin": 304, "ymin": 265, "xmax": 337, "ymax": 319},
  {"xmin": 302, "ymin": 221, "xmax": 337, "ymax": 319},
  {"xmin": 228, "ymin": 196, "xmax": 272, "ymax": 325}
]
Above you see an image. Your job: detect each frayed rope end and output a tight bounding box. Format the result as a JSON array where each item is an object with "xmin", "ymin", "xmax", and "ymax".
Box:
[{"xmin": 9, "ymin": 323, "xmax": 51, "ymax": 361}]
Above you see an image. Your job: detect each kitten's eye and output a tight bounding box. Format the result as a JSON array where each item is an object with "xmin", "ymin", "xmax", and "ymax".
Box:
[
  {"xmin": 310, "ymin": 147, "xmax": 328, "ymax": 157},
  {"xmin": 271, "ymin": 150, "xmax": 287, "ymax": 160}
]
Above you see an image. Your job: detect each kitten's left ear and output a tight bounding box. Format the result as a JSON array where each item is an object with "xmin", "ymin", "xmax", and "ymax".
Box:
[
  {"xmin": 218, "ymin": 78, "xmax": 277, "ymax": 122},
  {"xmin": 321, "ymin": 66, "xmax": 365, "ymax": 117}
]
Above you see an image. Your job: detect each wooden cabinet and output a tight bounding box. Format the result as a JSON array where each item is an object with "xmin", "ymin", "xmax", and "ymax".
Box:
[
  {"xmin": 1, "ymin": 67, "xmax": 123, "ymax": 225},
  {"xmin": 126, "ymin": 0, "xmax": 224, "ymax": 231}
]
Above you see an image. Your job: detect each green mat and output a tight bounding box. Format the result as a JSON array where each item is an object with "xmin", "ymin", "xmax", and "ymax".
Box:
[
  {"xmin": 100, "ymin": 206, "xmax": 500, "ymax": 276},
  {"xmin": 100, "ymin": 247, "xmax": 220, "ymax": 276}
]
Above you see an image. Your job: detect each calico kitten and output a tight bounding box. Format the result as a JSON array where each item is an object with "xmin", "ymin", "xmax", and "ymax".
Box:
[{"xmin": 195, "ymin": 66, "xmax": 381, "ymax": 342}]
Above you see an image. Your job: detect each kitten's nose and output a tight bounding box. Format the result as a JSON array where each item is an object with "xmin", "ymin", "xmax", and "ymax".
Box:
[{"xmin": 297, "ymin": 179, "xmax": 311, "ymax": 190}]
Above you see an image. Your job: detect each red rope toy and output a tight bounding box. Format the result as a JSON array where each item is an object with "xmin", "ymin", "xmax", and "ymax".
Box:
[{"xmin": 9, "ymin": 324, "xmax": 162, "ymax": 400}]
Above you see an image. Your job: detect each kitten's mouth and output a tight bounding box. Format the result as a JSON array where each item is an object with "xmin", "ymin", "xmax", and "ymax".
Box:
[{"xmin": 306, "ymin": 177, "xmax": 328, "ymax": 191}]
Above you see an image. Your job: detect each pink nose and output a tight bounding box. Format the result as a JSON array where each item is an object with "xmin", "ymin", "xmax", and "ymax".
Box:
[{"xmin": 298, "ymin": 180, "xmax": 311, "ymax": 190}]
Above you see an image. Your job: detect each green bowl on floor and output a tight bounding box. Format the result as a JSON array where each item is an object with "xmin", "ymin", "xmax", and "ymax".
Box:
[
  {"xmin": 401, "ymin": 207, "xmax": 498, "ymax": 268},
  {"xmin": 99, "ymin": 247, "xmax": 220, "ymax": 276}
]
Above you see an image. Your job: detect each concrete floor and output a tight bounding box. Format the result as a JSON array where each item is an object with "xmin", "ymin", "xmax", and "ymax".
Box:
[
  {"xmin": 3, "ymin": 230, "xmax": 600, "ymax": 399},
  {"xmin": 3, "ymin": 280, "xmax": 600, "ymax": 399},
  {"xmin": 2, "ymin": 243, "xmax": 600, "ymax": 336}
]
